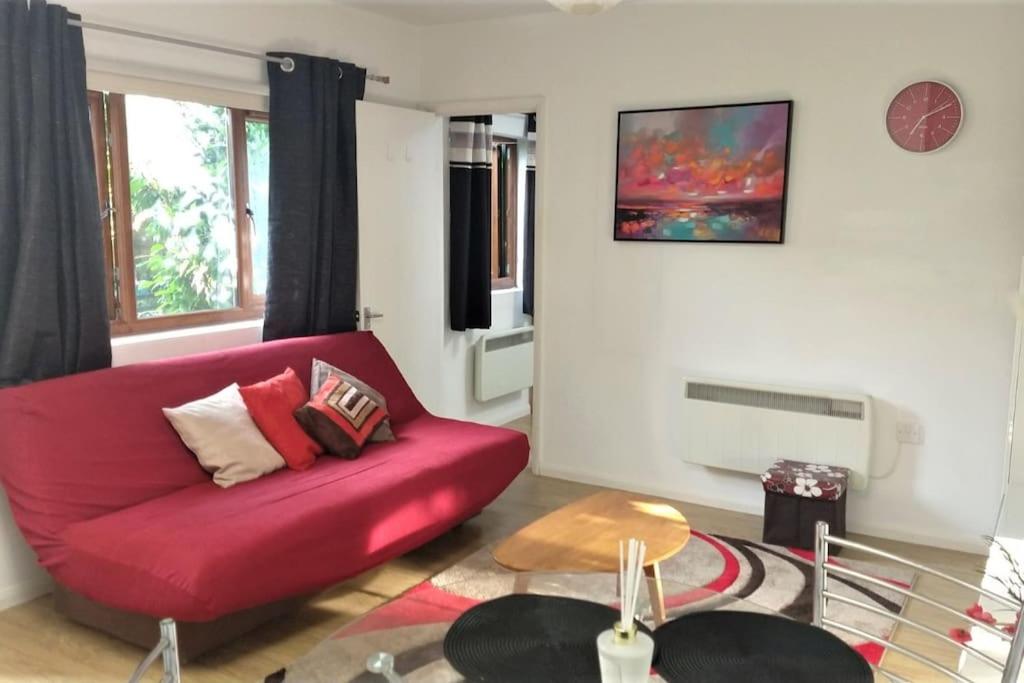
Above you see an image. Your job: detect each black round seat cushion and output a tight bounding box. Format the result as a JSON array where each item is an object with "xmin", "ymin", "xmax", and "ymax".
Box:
[
  {"xmin": 654, "ymin": 611, "xmax": 873, "ymax": 683},
  {"xmin": 443, "ymin": 593, "xmax": 654, "ymax": 682}
]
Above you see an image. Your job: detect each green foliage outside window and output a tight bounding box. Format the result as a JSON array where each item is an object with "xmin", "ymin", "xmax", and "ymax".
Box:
[
  {"xmin": 128, "ymin": 99, "xmax": 237, "ymax": 318},
  {"xmin": 245, "ymin": 120, "xmax": 270, "ymax": 296}
]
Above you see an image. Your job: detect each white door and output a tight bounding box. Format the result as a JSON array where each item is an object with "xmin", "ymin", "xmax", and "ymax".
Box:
[{"xmin": 356, "ymin": 101, "xmax": 445, "ymax": 413}]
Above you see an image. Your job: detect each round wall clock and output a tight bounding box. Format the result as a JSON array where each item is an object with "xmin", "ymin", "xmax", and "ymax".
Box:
[{"xmin": 886, "ymin": 81, "xmax": 964, "ymax": 153}]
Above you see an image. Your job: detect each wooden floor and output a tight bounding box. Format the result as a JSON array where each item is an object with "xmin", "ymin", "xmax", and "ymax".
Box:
[{"xmin": 0, "ymin": 417, "xmax": 984, "ymax": 682}]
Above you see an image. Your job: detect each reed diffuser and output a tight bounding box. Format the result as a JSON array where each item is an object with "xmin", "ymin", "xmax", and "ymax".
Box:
[{"xmin": 596, "ymin": 538, "xmax": 655, "ymax": 683}]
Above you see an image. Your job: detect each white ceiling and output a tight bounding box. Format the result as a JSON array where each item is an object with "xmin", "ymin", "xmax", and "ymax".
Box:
[{"xmin": 337, "ymin": 0, "xmax": 558, "ymax": 26}]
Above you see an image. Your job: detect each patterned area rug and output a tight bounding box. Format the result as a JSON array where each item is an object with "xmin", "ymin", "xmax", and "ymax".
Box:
[{"xmin": 267, "ymin": 531, "xmax": 914, "ymax": 682}]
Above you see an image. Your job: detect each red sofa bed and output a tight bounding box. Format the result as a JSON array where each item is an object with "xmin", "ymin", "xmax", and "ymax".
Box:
[{"xmin": 0, "ymin": 331, "xmax": 529, "ymax": 648}]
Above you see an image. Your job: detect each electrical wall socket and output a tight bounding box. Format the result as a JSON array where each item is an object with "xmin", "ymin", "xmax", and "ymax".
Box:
[{"xmin": 896, "ymin": 420, "xmax": 924, "ymax": 445}]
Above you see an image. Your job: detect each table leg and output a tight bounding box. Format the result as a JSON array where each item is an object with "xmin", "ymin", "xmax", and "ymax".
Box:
[
  {"xmin": 645, "ymin": 563, "xmax": 666, "ymax": 626},
  {"xmin": 512, "ymin": 573, "xmax": 531, "ymax": 594}
]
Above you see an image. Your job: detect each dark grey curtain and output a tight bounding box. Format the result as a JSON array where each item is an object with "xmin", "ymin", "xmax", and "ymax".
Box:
[
  {"xmin": 263, "ymin": 53, "xmax": 366, "ymax": 341},
  {"xmin": 523, "ymin": 113, "xmax": 537, "ymax": 317},
  {"xmin": 0, "ymin": 0, "xmax": 111, "ymax": 387},
  {"xmin": 449, "ymin": 115, "xmax": 492, "ymax": 331}
]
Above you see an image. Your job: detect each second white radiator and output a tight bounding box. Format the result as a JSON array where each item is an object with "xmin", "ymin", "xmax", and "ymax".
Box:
[
  {"xmin": 474, "ymin": 326, "xmax": 534, "ymax": 402},
  {"xmin": 679, "ymin": 377, "xmax": 873, "ymax": 490}
]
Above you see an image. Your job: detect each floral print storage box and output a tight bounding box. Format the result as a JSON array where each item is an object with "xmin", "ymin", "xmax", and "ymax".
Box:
[{"xmin": 760, "ymin": 459, "xmax": 849, "ymax": 552}]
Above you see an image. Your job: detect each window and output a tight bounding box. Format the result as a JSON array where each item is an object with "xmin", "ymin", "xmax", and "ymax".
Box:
[
  {"xmin": 89, "ymin": 91, "xmax": 269, "ymax": 335},
  {"xmin": 491, "ymin": 138, "xmax": 518, "ymax": 290}
]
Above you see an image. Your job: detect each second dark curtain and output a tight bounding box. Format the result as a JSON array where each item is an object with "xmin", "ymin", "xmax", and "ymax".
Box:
[
  {"xmin": 0, "ymin": 0, "xmax": 111, "ymax": 387},
  {"xmin": 263, "ymin": 53, "xmax": 366, "ymax": 342},
  {"xmin": 449, "ymin": 115, "xmax": 493, "ymax": 331},
  {"xmin": 522, "ymin": 113, "xmax": 537, "ymax": 318}
]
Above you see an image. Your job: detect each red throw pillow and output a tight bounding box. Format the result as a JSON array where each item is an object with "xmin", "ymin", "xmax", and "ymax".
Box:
[
  {"xmin": 294, "ymin": 373, "xmax": 388, "ymax": 459},
  {"xmin": 239, "ymin": 368, "xmax": 323, "ymax": 471}
]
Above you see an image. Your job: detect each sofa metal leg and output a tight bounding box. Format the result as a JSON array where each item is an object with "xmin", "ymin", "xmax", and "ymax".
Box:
[
  {"xmin": 127, "ymin": 618, "xmax": 180, "ymax": 683},
  {"xmin": 366, "ymin": 652, "xmax": 406, "ymax": 682}
]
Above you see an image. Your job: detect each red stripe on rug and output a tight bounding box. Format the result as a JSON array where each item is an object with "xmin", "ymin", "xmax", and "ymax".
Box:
[
  {"xmin": 333, "ymin": 582, "xmax": 481, "ymax": 639},
  {"xmin": 662, "ymin": 531, "xmax": 741, "ymax": 610}
]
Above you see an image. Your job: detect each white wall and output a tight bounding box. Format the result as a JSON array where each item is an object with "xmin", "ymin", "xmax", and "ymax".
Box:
[
  {"xmin": 0, "ymin": 1, "xmax": 426, "ymax": 611},
  {"xmin": 110, "ymin": 320, "xmax": 264, "ymax": 366},
  {"xmin": 0, "ymin": 495, "xmax": 49, "ymax": 610},
  {"xmin": 422, "ymin": 3, "xmax": 1024, "ymax": 552}
]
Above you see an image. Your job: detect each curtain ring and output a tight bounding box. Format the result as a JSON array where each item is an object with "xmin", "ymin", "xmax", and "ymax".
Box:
[
  {"xmin": 338, "ymin": 65, "xmax": 344, "ymax": 80},
  {"xmin": 280, "ymin": 57, "xmax": 295, "ymax": 73}
]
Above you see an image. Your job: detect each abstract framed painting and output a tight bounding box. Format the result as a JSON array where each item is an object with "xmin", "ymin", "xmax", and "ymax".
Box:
[{"xmin": 614, "ymin": 100, "xmax": 793, "ymax": 244}]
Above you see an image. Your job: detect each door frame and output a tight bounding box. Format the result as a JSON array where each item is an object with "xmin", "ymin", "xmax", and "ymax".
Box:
[
  {"xmin": 997, "ymin": 257, "xmax": 1024, "ymax": 536},
  {"xmin": 431, "ymin": 96, "xmax": 547, "ymax": 474}
]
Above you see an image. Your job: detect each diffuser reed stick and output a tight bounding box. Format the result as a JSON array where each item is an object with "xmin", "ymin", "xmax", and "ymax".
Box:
[
  {"xmin": 619, "ymin": 537, "xmax": 647, "ymax": 633},
  {"xmin": 599, "ymin": 538, "xmax": 655, "ymax": 682}
]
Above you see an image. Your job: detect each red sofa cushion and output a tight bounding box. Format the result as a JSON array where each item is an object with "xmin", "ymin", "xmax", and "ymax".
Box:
[
  {"xmin": 53, "ymin": 415, "xmax": 529, "ymax": 620},
  {"xmin": 239, "ymin": 368, "xmax": 322, "ymax": 471},
  {"xmin": 0, "ymin": 332, "xmax": 424, "ymax": 568}
]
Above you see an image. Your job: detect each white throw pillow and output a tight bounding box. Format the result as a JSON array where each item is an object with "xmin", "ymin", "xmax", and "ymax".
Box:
[{"xmin": 163, "ymin": 383, "xmax": 286, "ymax": 488}]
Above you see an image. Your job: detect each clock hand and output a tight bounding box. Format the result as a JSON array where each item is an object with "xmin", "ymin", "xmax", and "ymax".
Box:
[
  {"xmin": 907, "ymin": 101, "xmax": 954, "ymax": 138},
  {"xmin": 922, "ymin": 101, "xmax": 954, "ymax": 118},
  {"xmin": 908, "ymin": 115, "xmax": 927, "ymax": 137}
]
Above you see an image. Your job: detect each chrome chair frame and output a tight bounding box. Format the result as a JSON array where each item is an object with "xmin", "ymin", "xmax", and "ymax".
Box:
[
  {"xmin": 813, "ymin": 521, "xmax": 1024, "ymax": 682},
  {"xmin": 127, "ymin": 618, "xmax": 181, "ymax": 683}
]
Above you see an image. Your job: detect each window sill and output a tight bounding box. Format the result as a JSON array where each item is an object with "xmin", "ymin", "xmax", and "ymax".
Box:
[
  {"xmin": 491, "ymin": 286, "xmax": 523, "ymax": 295},
  {"xmin": 111, "ymin": 305, "xmax": 265, "ymax": 337},
  {"xmin": 111, "ymin": 318, "xmax": 264, "ymax": 348}
]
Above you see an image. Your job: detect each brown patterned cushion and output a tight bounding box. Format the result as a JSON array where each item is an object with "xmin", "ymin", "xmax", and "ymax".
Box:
[
  {"xmin": 760, "ymin": 459, "xmax": 849, "ymax": 501},
  {"xmin": 295, "ymin": 374, "xmax": 388, "ymax": 459},
  {"xmin": 310, "ymin": 358, "xmax": 395, "ymax": 443}
]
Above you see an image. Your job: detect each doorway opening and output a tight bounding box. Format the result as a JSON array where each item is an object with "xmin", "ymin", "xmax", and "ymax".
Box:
[{"xmin": 443, "ymin": 110, "xmax": 539, "ymax": 450}]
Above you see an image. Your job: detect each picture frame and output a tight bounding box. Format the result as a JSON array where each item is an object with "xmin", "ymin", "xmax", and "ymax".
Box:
[{"xmin": 614, "ymin": 100, "xmax": 794, "ymax": 244}]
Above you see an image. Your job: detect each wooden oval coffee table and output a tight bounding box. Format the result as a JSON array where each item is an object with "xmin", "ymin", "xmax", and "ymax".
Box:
[{"xmin": 492, "ymin": 490, "xmax": 691, "ymax": 624}]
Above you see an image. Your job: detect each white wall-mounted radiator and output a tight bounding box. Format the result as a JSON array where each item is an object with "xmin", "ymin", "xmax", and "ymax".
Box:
[
  {"xmin": 474, "ymin": 326, "xmax": 534, "ymax": 402},
  {"xmin": 679, "ymin": 377, "xmax": 873, "ymax": 490}
]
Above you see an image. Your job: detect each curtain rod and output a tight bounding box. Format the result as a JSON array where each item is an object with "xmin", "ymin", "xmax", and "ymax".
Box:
[{"xmin": 67, "ymin": 19, "xmax": 391, "ymax": 85}]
